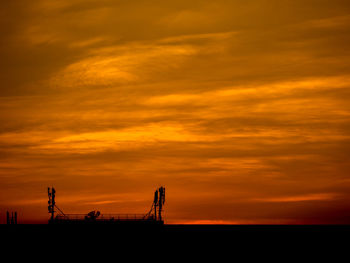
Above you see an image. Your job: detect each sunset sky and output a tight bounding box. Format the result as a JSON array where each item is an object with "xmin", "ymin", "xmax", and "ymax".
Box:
[{"xmin": 1, "ymin": 0, "xmax": 350, "ymax": 224}]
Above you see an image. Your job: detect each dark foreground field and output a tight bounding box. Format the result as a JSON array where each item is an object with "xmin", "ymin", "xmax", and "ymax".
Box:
[
  {"xmin": 2, "ymin": 223, "xmax": 349, "ymax": 236},
  {"xmin": 2, "ymin": 224, "xmax": 349, "ymax": 259},
  {"xmin": 2, "ymin": 224, "xmax": 349, "ymax": 242},
  {"xmin": 3, "ymin": 223, "xmax": 349, "ymax": 233}
]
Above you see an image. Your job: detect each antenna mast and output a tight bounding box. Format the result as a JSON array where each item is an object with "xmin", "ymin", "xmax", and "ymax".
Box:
[
  {"xmin": 152, "ymin": 186, "xmax": 165, "ymax": 221},
  {"xmin": 158, "ymin": 186, "xmax": 165, "ymax": 221},
  {"xmin": 48, "ymin": 187, "xmax": 56, "ymax": 222}
]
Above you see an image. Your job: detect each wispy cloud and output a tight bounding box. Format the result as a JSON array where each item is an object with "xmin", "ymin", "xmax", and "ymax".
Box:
[{"xmin": 252, "ymin": 193, "xmax": 338, "ymax": 203}]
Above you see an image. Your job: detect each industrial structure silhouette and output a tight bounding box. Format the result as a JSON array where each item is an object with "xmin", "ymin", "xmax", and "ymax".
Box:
[
  {"xmin": 6, "ymin": 211, "xmax": 17, "ymax": 224},
  {"xmin": 48, "ymin": 186, "xmax": 166, "ymax": 225}
]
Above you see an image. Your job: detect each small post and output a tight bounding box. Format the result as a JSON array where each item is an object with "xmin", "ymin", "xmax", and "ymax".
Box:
[{"xmin": 6, "ymin": 211, "xmax": 10, "ymax": 224}]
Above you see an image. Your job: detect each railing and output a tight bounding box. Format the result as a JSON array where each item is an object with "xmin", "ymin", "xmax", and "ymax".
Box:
[{"xmin": 55, "ymin": 213, "xmax": 154, "ymax": 221}]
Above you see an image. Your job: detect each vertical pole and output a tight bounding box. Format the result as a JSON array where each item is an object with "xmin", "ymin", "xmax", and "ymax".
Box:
[
  {"xmin": 6, "ymin": 211, "xmax": 10, "ymax": 224},
  {"xmin": 155, "ymin": 203, "xmax": 157, "ymax": 221},
  {"xmin": 154, "ymin": 189, "xmax": 158, "ymax": 221},
  {"xmin": 15, "ymin": 212, "xmax": 17, "ymax": 224},
  {"xmin": 51, "ymin": 188, "xmax": 55, "ymax": 222},
  {"xmin": 158, "ymin": 187, "xmax": 164, "ymax": 222},
  {"xmin": 158, "ymin": 188, "xmax": 161, "ymax": 221},
  {"xmin": 48, "ymin": 187, "xmax": 56, "ymax": 223},
  {"xmin": 48, "ymin": 187, "xmax": 51, "ymax": 223},
  {"xmin": 158, "ymin": 194, "xmax": 161, "ymax": 221},
  {"xmin": 159, "ymin": 198, "xmax": 162, "ymax": 221}
]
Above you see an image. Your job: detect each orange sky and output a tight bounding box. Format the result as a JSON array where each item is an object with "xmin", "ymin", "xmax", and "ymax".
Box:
[{"xmin": 1, "ymin": 0, "xmax": 350, "ymax": 224}]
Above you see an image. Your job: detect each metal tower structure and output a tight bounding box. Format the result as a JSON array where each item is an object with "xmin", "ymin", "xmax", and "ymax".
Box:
[
  {"xmin": 48, "ymin": 186, "xmax": 165, "ymax": 224},
  {"xmin": 48, "ymin": 187, "xmax": 56, "ymax": 222},
  {"xmin": 152, "ymin": 186, "xmax": 166, "ymax": 221}
]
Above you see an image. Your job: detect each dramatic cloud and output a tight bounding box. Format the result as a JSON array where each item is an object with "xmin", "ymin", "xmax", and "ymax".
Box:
[{"xmin": 1, "ymin": 0, "xmax": 350, "ymax": 224}]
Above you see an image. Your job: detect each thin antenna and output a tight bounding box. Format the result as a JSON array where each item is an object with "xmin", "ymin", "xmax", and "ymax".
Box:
[
  {"xmin": 48, "ymin": 187, "xmax": 56, "ymax": 222},
  {"xmin": 154, "ymin": 189, "xmax": 158, "ymax": 220},
  {"xmin": 158, "ymin": 186, "xmax": 165, "ymax": 221}
]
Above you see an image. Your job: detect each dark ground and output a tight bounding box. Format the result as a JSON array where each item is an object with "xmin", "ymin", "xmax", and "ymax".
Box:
[
  {"xmin": 2, "ymin": 224, "xmax": 348, "ymax": 259},
  {"xmin": 2, "ymin": 224, "xmax": 349, "ymax": 242}
]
